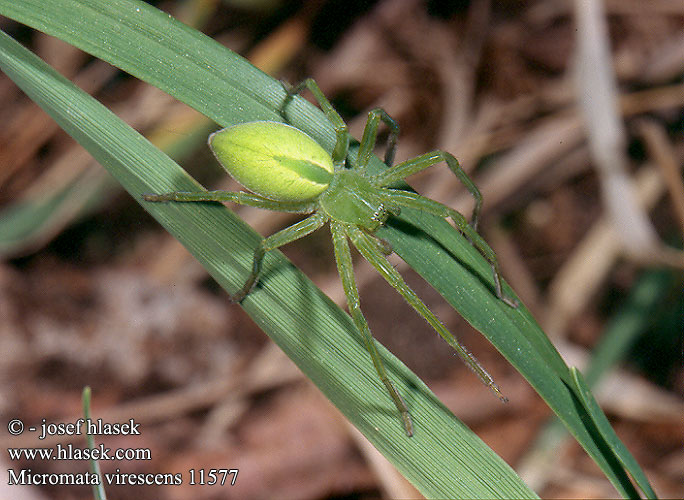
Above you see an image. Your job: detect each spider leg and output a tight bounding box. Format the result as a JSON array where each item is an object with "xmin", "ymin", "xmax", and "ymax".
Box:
[
  {"xmin": 347, "ymin": 224, "xmax": 509, "ymax": 402},
  {"xmin": 382, "ymin": 189, "xmax": 518, "ymax": 308},
  {"xmin": 143, "ymin": 190, "xmax": 316, "ymax": 213},
  {"xmin": 361, "ymin": 228, "xmax": 393, "ymax": 256},
  {"xmin": 284, "ymin": 78, "xmax": 349, "ymax": 169},
  {"xmin": 230, "ymin": 212, "xmax": 328, "ymax": 303},
  {"xmin": 357, "ymin": 108, "xmax": 400, "ymax": 169},
  {"xmin": 330, "ymin": 221, "xmax": 414, "ymax": 436},
  {"xmin": 370, "ymin": 151, "xmax": 483, "ymax": 231}
]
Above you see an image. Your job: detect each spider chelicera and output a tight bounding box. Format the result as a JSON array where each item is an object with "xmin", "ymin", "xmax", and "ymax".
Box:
[{"xmin": 144, "ymin": 78, "xmax": 517, "ymax": 436}]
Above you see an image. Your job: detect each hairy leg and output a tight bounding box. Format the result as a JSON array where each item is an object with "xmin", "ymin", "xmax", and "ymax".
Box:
[
  {"xmin": 284, "ymin": 78, "xmax": 349, "ymax": 169},
  {"xmin": 382, "ymin": 189, "xmax": 518, "ymax": 307},
  {"xmin": 231, "ymin": 212, "xmax": 328, "ymax": 302},
  {"xmin": 143, "ymin": 190, "xmax": 316, "ymax": 213},
  {"xmin": 347, "ymin": 224, "xmax": 509, "ymax": 402},
  {"xmin": 357, "ymin": 108, "xmax": 400, "ymax": 169},
  {"xmin": 370, "ymin": 151, "xmax": 483, "ymax": 230},
  {"xmin": 330, "ymin": 220, "xmax": 414, "ymax": 436}
]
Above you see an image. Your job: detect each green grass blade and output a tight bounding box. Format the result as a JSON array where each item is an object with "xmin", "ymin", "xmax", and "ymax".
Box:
[
  {"xmin": 518, "ymin": 268, "xmax": 671, "ymax": 499},
  {"xmin": 0, "ymin": 0, "xmax": 319, "ymax": 135},
  {"xmin": 0, "ymin": 0, "xmax": 656, "ymax": 496},
  {"xmin": 82, "ymin": 387, "xmax": 107, "ymax": 500},
  {"xmin": 571, "ymin": 368, "xmax": 656, "ymax": 499},
  {"xmin": 0, "ymin": 23, "xmax": 536, "ymax": 500}
]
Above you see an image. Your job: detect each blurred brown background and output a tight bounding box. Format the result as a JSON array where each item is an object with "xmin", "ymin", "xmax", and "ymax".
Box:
[{"xmin": 1, "ymin": 0, "xmax": 683, "ymax": 499}]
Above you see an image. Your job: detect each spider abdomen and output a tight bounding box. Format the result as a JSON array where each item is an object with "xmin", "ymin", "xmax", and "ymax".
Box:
[{"xmin": 209, "ymin": 121, "xmax": 334, "ymax": 202}]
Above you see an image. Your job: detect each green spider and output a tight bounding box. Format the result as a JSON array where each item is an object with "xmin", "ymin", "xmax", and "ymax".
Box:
[{"xmin": 144, "ymin": 79, "xmax": 517, "ymax": 436}]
